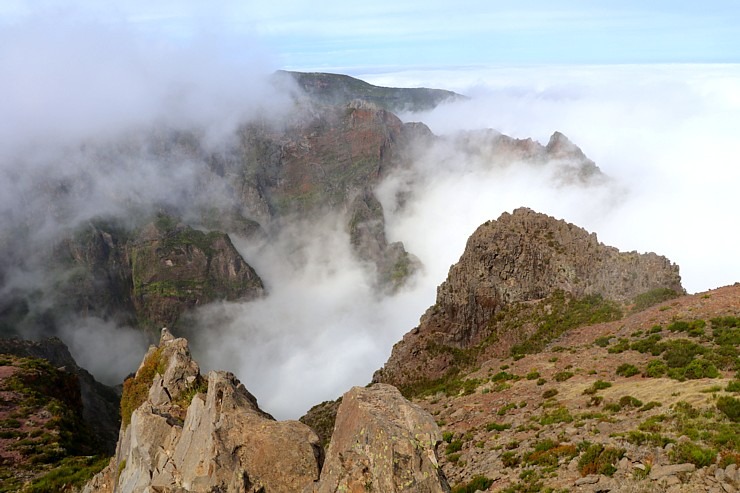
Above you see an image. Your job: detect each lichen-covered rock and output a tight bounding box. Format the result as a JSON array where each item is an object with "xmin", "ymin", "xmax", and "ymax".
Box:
[
  {"xmin": 85, "ymin": 329, "xmax": 322, "ymax": 493},
  {"xmin": 374, "ymin": 208, "xmax": 684, "ymax": 389},
  {"xmin": 307, "ymin": 384, "xmax": 450, "ymax": 493}
]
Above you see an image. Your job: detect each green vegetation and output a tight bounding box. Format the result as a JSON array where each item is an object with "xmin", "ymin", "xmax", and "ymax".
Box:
[
  {"xmin": 583, "ymin": 380, "xmax": 612, "ymax": 395},
  {"xmin": 524, "ymin": 440, "xmax": 577, "ymax": 467},
  {"xmin": 451, "ymin": 475, "xmax": 495, "ymax": 493},
  {"xmin": 618, "ymin": 395, "xmax": 643, "ymax": 408},
  {"xmin": 607, "ymin": 338, "xmax": 630, "ymax": 354},
  {"xmin": 643, "ymin": 359, "xmax": 668, "ymax": 377},
  {"xmin": 631, "ymin": 288, "xmax": 680, "ymax": 313},
  {"xmin": 486, "ymin": 422, "xmax": 512, "ymax": 432},
  {"xmin": 577, "ymin": 443, "xmax": 625, "ymax": 476},
  {"xmin": 121, "ymin": 346, "xmax": 165, "ymax": 426},
  {"xmin": 670, "ymin": 441, "xmax": 716, "ymax": 467},
  {"xmin": 542, "ymin": 389, "xmax": 558, "ymax": 399},
  {"xmin": 509, "ymin": 292, "xmax": 622, "ymax": 357},
  {"xmin": 24, "ymin": 455, "xmax": 109, "ymax": 493},
  {"xmin": 553, "ymin": 371, "xmax": 574, "ymax": 382},
  {"xmin": 717, "ymin": 396, "xmax": 740, "ymax": 422},
  {"xmin": 539, "ymin": 406, "xmax": 573, "ymax": 425},
  {"xmin": 616, "ymin": 364, "xmax": 639, "ymax": 377}
]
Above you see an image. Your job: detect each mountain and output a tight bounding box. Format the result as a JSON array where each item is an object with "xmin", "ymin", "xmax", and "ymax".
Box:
[
  {"xmin": 279, "ymin": 70, "xmax": 466, "ymax": 112},
  {"xmin": 373, "ymin": 208, "xmax": 683, "ymax": 393}
]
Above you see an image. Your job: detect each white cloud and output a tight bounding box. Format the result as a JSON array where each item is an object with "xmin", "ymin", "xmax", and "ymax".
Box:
[{"xmin": 362, "ymin": 64, "xmax": 740, "ymax": 293}]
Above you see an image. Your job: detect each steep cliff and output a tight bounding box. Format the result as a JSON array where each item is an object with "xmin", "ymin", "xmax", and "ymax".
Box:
[{"xmin": 374, "ymin": 208, "xmax": 684, "ymax": 391}]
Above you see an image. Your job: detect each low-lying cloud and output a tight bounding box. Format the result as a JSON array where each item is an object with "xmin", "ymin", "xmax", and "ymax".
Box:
[{"xmin": 3, "ymin": 8, "xmax": 738, "ymax": 422}]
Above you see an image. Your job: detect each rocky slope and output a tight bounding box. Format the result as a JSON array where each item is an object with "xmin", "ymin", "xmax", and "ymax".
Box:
[
  {"xmin": 374, "ymin": 208, "xmax": 683, "ymax": 391},
  {"xmin": 84, "ymin": 328, "xmax": 450, "ymax": 493},
  {"xmin": 411, "ymin": 284, "xmax": 740, "ymax": 493}
]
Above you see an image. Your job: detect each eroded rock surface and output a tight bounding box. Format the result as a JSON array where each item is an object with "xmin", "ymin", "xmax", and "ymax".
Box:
[
  {"xmin": 307, "ymin": 384, "xmax": 450, "ymax": 493},
  {"xmin": 374, "ymin": 208, "xmax": 684, "ymax": 389},
  {"xmin": 84, "ymin": 329, "xmax": 321, "ymax": 493}
]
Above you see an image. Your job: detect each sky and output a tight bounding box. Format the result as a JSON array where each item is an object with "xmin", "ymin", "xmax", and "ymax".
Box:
[
  {"xmin": 1, "ymin": 1, "xmax": 739, "ymax": 71},
  {"xmin": 1, "ymin": 1, "xmax": 739, "ymax": 419}
]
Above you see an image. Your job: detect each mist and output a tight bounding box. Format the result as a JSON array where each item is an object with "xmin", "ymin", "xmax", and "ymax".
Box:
[
  {"xmin": 3, "ymin": 8, "xmax": 738, "ymax": 422},
  {"xmin": 363, "ymin": 64, "xmax": 740, "ymax": 293}
]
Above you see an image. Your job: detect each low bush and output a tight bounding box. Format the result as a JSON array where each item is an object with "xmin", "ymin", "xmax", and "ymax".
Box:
[
  {"xmin": 578, "ymin": 444, "xmax": 625, "ymax": 476},
  {"xmin": 451, "ymin": 475, "xmax": 494, "ymax": 493},
  {"xmin": 616, "ymin": 364, "xmax": 639, "ymax": 377},
  {"xmin": 554, "ymin": 371, "xmax": 574, "ymax": 382},
  {"xmin": 670, "ymin": 441, "xmax": 716, "ymax": 467},
  {"xmin": 717, "ymin": 396, "xmax": 740, "ymax": 422}
]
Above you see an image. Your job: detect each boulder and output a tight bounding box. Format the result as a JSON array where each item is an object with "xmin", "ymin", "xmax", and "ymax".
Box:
[{"xmin": 307, "ymin": 383, "xmax": 450, "ymax": 493}]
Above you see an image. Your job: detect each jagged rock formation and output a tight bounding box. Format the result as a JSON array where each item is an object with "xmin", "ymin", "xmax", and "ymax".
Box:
[
  {"xmin": 279, "ymin": 70, "xmax": 465, "ymax": 113},
  {"xmin": 307, "ymin": 384, "xmax": 450, "ymax": 493},
  {"xmin": 374, "ymin": 208, "xmax": 684, "ymax": 389},
  {"xmin": 85, "ymin": 328, "xmax": 322, "ymax": 493},
  {"xmin": 85, "ymin": 329, "xmax": 450, "ymax": 493}
]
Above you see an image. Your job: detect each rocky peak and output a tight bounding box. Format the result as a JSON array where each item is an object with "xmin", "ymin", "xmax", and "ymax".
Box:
[
  {"xmin": 374, "ymin": 208, "xmax": 684, "ymax": 389},
  {"xmin": 85, "ymin": 330, "xmax": 449, "ymax": 493}
]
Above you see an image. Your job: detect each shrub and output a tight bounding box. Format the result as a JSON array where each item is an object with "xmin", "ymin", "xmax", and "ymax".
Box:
[
  {"xmin": 536, "ymin": 378, "xmax": 546, "ymax": 386},
  {"xmin": 486, "ymin": 422, "xmax": 511, "ymax": 432},
  {"xmin": 446, "ymin": 440, "xmax": 464, "ymax": 454},
  {"xmin": 670, "ymin": 441, "xmax": 716, "ymax": 467},
  {"xmin": 539, "ymin": 406, "xmax": 573, "ymax": 425},
  {"xmin": 619, "ymin": 395, "xmax": 643, "ymax": 408},
  {"xmin": 501, "ymin": 451, "xmax": 520, "ymax": 468},
  {"xmin": 630, "ymin": 334, "xmax": 664, "ymax": 355},
  {"xmin": 603, "ymin": 403, "xmax": 621, "ymax": 412},
  {"xmin": 631, "ymin": 288, "xmax": 680, "ymax": 312},
  {"xmin": 717, "ymin": 396, "xmax": 740, "ymax": 422},
  {"xmin": 639, "ymin": 401, "xmax": 662, "ymax": 412},
  {"xmin": 554, "ymin": 371, "xmax": 574, "ymax": 382},
  {"xmin": 616, "ymin": 364, "xmax": 639, "ymax": 377},
  {"xmin": 542, "ymin": 389, "xmax": 559, "ymax": 399},
  {"xmin": 683, "ymin": 359, "xmax": 719, "ymax": 379},
  {"xmin": 594, "ymin": 336, "xmax": 612, "ymax": 348},
  {"xmin": 583, "ymin": 380, "xmax": 612, "ymax": 395},
  {"xmin": 726, "ymin": 380, "xmax": 740, "ymax": 392},
  {"xmin": 451, "ymin": 475, "xmax": 494, "ymax": 493},
  {"xmin": 644, "ymin": 359, "xmax": 668, "ymax": 377},
  {"xmin": 607, "ymin": 339, "xmax": 630, "ymax": 354},
  {"xmin": 662, "ymin": 339, "xmax": 706, "ymax": 368},
  {"xmin": 442, "ymin": 431, "xmax": 454, "ymax": 443},
  {"xmin": 526, "ymin": 371, "xmax": 540, "ymax": 380},
  {"xmin": 578, "ymin": 444, "xmax": 625, "ymax": 476},
  {"xmin": 121, "ymin": 346, "xmax": 164, "ymax": 427}
]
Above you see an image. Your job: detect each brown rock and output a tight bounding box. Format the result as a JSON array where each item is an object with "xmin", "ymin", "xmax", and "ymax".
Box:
[
  {"xmin": 308, "ymin": 384, "xmax": 450, "ymax": 493},
  {"xmin": 374, "ymin": 208, "xmax": 683, "ymax": 389}
]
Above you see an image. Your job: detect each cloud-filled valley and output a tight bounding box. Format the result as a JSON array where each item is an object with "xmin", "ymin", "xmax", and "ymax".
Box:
[{"xmin": 1, "ymin": 8, "xmax": 739, "ymax": 421}]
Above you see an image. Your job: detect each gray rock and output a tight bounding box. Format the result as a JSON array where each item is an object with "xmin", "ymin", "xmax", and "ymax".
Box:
[
  {"xmin": 575, "ymin": 475, "xmax": 600, "ymax": 486},
  {"xmin": 649, "ymin": 463, "xmax": 696, "ymax": 480},
  {"xmin": 306, "ymin": 383, "xmax": 450, "ymax": 493}
]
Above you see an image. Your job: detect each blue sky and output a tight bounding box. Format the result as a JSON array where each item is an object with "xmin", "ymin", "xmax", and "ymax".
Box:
[{"xmin": 2, "ymin": 0, "xmax": 739, "ymax": 73}]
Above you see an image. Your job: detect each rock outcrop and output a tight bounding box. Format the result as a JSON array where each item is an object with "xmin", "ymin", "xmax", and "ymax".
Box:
[
  {"xmin": 307, "ymin": 384, "xmax": 450, "ymax": 493},
  {"xmin": 85, "ymin": 328, "xmax": 322, "ymax": 493},
  {"xmin": 348, "ymin": 189, "xmax": 420, "ymax": 291},
  {"xmin": 85, "ymin": 329, "xmax": 450, "ymax": 493},
  {"xmin": 130, "ymin": 216, "xmax": 264, "ymax": 330},
  {"xmin": 374, "ymin": 208, "xmax": 684, "ymax": 389}
]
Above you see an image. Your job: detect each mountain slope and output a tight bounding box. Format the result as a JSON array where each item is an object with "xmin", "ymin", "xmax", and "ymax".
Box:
[{"xmin": 279, "ymin": 70, "xmax": 465, "ymax": 112}]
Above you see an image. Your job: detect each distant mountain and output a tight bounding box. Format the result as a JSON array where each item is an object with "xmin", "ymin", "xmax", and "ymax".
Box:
[{"xmin": 278, "ymin": 70, "xmax": 466, "ymax": 112}]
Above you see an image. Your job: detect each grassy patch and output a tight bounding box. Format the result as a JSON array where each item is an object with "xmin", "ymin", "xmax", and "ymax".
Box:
[{"xmin": 120, "ymin": 346, "xmax": 164, "ymax": 426}]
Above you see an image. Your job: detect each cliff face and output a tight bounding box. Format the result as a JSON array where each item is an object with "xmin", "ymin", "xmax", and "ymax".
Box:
[
  {"xmin": 85, "ymin": 329, "xmax": 449, "ymax": 493},
  {"xmin": 374, "ymin": 208, "xmax": 684, "ymax": 389}
]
